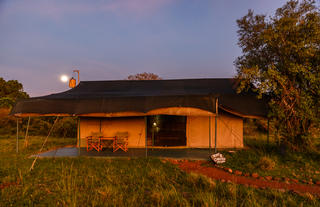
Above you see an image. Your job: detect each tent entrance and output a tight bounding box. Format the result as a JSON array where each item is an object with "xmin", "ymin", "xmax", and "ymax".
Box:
[{"xmin": 147, "ymin": 115, "xmax": 186, "ymax": 147}]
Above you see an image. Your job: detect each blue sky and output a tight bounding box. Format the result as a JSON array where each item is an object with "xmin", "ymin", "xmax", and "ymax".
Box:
[{"xmin": 0, "ymin": 0, "xmax": 289, "ymax": 96}]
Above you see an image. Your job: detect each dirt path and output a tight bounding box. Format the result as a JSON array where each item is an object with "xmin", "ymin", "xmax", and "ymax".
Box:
[{"xmin": 170, "ymin": 160, "xmax": 320, "ymax": 196}]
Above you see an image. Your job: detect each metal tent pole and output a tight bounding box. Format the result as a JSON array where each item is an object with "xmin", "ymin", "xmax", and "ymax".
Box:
[
  {"xmin": 16, "ymin": 118, "xmax": 19, "ymax": 153},
  {"xmin": 73, "ymin": 69, "xmax": 80, "ymax": 84},
  {"xmin": 78, "ymin": 117, "xmax": 81, "ymax": 156},
  {"xmin": 215, "ymin": 98, "xmax": 218, "ymax": 153},
  {"xmin": 209, "ymin": 116, "xmax": 211, "ymax": 153},
  {"xmin": 152, "ymin": 129, "xmax": 154, "ymax": 151},
  {"xmin": 145, "ymin": 116, "xmax": 148, "ymax": 158}
]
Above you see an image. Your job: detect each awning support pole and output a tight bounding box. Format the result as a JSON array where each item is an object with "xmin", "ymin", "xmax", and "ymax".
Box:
[
  {"xmin": 267, "ymin": 119, "xmax": 270, "ymax": 144},
  {"xmin": 78, "ymin": 117, "xmax": 81, "ymax": 156},
  {"xmin": 152, "ymin": 129, "xmax": 154, "ymax": 151},
  {"xmin": 209, "ymin": 116, "xmax": 211, "ymax": 153},
  {"xmin": 145, "ymin": 116, "xmax": 148, "ymax": 158},
  {"xmin": 16, "ymin": 118, "xmax": 19, "ymax": 153},
  {"xmin": 215, "ymin": 98, "xmax": 218, "ymax": 153},
  {"xmin": 24, "ymin": 116, "xmax": 31, "ymax": 148}
]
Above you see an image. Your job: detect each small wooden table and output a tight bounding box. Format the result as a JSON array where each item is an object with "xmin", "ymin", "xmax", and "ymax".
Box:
[{"xmin": 100, "ymin": 136, "xmax": 117, "ymax": 151}]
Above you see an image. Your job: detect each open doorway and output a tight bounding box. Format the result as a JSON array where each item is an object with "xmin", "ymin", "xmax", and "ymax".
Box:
[{"xmin": 147, "ymin": 115, "xmax": 186, "ymax": 147}]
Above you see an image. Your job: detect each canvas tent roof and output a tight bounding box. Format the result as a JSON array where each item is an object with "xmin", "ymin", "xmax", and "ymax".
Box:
[{"xmin": 11, "ymin": 78, "xmax": 268, "ymax": 118}]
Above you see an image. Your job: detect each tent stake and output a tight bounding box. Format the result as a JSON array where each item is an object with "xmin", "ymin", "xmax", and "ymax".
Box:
[
  {"xmin": 29, "ymin": 117, "xmax": 59, "ymax": 171},
  {"xmin": 24, "ymin": 116, "xmax": 31, "ymax": 148},
  {"xmin": 16, "ymin": 118, "xmax": 19, "ymax": 153}
]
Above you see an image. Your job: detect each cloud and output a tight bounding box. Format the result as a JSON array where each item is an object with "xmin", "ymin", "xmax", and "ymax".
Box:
[{"xmin": 7, "ymin": 0, "xmax": 176, "ymax": 19}]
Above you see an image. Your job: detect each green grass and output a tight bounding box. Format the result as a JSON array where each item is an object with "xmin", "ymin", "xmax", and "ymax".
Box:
[
  {"xmin": 0, "ymin": 136, "xmax": 319, "ymax": 206},
  {"xmin": 219, "ymin": 136, "xmax": 320, "ymax": 183}
]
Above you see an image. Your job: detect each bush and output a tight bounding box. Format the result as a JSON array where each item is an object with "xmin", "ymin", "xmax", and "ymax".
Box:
[
  {"xmin": 258, "ymin": 156, "xmax": 276, "ymax": 171},
  {"xmin": 52, "ymin": 117, "xmax": 77, "ymax": 138},
  {"xmin": 0, "ymin": 116, "xmax": 77, "ymax": 138}
]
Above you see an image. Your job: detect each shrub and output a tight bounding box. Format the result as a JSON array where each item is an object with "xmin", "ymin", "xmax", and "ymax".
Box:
[{"xmin": 258, "ymin": 156, "xmax": 276, "ymax": 171}]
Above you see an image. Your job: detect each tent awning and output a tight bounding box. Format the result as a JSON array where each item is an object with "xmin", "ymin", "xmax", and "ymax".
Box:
[{"xmin": 11, "ymin": 78, "xmax": 268, "ymax": 118}]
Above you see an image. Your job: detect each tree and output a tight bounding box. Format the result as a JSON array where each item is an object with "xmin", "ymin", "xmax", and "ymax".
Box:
[
  {"xmin": 235, "ymin": 0, "xmax": 320, "ymax": 150},
  {"xmin": 127, "ymin": 72, "xmax": 162, "ymax": 80},
  {"xmin": 0, "ymin": 77, "xmax": 29, "ymax": 108}
]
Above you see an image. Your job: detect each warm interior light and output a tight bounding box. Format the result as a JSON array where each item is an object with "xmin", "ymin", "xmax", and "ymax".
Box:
[{"xmin": 60, "ymin": 75, "xmax": 69, "ymax": 83}]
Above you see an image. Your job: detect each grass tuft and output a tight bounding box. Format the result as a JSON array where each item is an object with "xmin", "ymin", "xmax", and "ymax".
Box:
[{"xmin": 258, "ymin": 156, "xmax": 276, "ymax": 171}]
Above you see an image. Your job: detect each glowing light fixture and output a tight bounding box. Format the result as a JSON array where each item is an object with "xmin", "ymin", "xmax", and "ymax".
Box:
[
  {"xmin": 60, "ymin": 75, "xmax": 69, "ymax": 83},
  {"xmin": 69, "ymin": 77, "xmax": 76, "ymax": 88},
  {"xmin": 69, "ymin": 70, "xmax": 80, "ymax": 88}
]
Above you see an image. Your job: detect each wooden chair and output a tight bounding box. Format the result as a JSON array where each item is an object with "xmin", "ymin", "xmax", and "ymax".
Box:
[
  {"xmin": 86, "ymin": 136, "xmax": 101, "ymax": 152},
  {"xmin": 113, "ymin": 132, "xmax": 129, "ymax": 152}
]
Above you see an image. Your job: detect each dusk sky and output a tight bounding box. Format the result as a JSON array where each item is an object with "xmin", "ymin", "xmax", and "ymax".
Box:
[{"xmin": 0, "ymin": 0, "xmax": 290, "ymax": 97}]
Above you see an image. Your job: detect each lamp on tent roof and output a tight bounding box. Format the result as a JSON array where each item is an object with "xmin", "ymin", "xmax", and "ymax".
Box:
[
  {"xmin": 68, "ymin": 69, "xmax": 80, "ymax": 88},
  {"xmin": 69, "ymin": 77, "xmax": 76, "ymax": 88}
]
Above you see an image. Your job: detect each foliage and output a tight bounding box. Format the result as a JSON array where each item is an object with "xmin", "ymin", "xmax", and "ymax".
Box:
[
  {"xmin": 244, "ymin": 118, "xmax": 269, "ymax": 136},
  {"xmin": 258, "ymin": 156, "xmax": 276, "ymax": 171},
  {"xmin": 0, "ymin": 97, "xmax": 15, "ymax": 108},
  {"xmin": 0, "ymin": 77, "xmax": 29, "ymax": 108},
  {"xmin": 127, "ymin": 72, "xmax": 162, "ymax": 80},
  {"xmin": 52, "ymin": 117, "xmax": 77, "ymax": 138},
  {"xmin": 0, "ymin": 136, "xmax": 319, "ymax": 206},
  {"xmin": 221, "ymin": 135, "xmax": 320, "ymax": 182},
  {"xmin": 235, "ymin": 0, "xmax": 320, "ymax": 150},
  {"xmin": 0, "ymin": 116, "xmax": 77, "ymax": 138}
]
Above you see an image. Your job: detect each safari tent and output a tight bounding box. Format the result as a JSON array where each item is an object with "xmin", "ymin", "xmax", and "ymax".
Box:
[{"xmin": 11, "ymin": 78, "xmax": 268, "ymax": 150}]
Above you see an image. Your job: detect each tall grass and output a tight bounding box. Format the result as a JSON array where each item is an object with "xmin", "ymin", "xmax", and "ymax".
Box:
[
  {"xmin": 220, "ymin": 134, "xmax": 320, "ymax": 183},
  {"xmin": 0, "ymin": 136, "xmax": 319, "ymax": 206}
]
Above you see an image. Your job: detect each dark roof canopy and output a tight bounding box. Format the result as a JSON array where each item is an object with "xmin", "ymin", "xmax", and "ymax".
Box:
[{"xmin": 11, "ymin": 78, "xmax": 268, "ymax": 118}]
